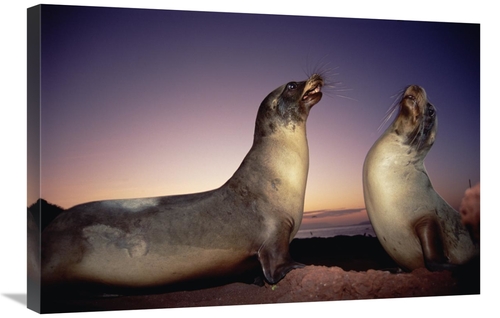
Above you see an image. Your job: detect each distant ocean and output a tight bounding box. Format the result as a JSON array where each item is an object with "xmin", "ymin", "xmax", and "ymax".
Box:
[{"xmin": 295, "ymin": 223, "xmax": 376, "ymax": 239}]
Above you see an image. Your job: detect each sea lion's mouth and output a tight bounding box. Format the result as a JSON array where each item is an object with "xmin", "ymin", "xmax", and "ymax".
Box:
[{"xmin": 302, "ymin": 83, "xmax": 323, "ymax": 101}]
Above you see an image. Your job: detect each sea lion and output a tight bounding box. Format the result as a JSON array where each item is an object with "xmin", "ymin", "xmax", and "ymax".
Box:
[
  {"xmin": 362, "ymin": 85, "xmax": 479, "ymax": 272},
  {"xmin": 40, "ymin": 74, "xmax": 324, "ymax": 292}
]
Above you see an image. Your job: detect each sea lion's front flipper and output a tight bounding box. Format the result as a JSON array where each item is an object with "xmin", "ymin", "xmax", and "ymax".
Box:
[
  {"xmin": 414, "ymin": 215, "xmax": 455, "ymax": 271},
  {"xmin": 257, "ymin": 234, "xmax": 304, "ymax": 284}
]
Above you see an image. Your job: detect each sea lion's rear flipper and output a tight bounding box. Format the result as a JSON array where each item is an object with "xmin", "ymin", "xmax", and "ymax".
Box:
[
  {"xmin": 257, "ymin": 234, "xmax": 305, "ymax": 284},
  {"xmin": 414, "ymin": 215, "xmax": 456, "ymax": 271}
]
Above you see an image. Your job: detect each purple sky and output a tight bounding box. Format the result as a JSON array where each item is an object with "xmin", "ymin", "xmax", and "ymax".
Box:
[{"xmin": 31, "ymin": 5, "xmax": 480, "ymax": 226}]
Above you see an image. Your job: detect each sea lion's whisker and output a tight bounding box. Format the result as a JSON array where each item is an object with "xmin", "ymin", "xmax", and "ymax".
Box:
[
  {"xmin": 303, "ymin": 53, "xmax": 337, "ymax": 77},
  {"xmin": 378, "ymin": 90, "xmax": 406, "ymax": 132},
  {"xmin": 333, "ymin": 94, "xmax": 358, "ymax": 102},
  {"xmin": 378, "ymin": 103, "xmax": 399, "ymax": 132}
]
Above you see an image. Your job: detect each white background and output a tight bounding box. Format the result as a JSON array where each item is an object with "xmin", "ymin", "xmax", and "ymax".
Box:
[{"xmin": 1, "ymin": 1, "xmax": 497, "ymax": 317}]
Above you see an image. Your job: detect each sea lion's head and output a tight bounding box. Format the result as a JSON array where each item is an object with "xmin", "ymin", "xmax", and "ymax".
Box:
[
  {"xmin": 255, "ymin": 74, "xmax": 323, "ymax": 137},
  {"xmin": 391, "ymin": 85, "xmax": 437, "ymax": 154}
]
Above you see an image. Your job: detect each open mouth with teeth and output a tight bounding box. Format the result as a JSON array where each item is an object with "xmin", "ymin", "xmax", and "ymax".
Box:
[{"xmin": 302, "ymin": 83, "xmax": 322, "ymax": 101}]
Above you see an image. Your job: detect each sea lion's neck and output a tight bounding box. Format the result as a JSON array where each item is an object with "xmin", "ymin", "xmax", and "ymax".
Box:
[
  {"xmin": 375, "ymin": 130, "xmax": 427, "ymax": 167},
  {"xmin": 257, "ymin": 123, "xmax": 309, "ymax": 164},
  {"xmin": 254, "ymin": 122, "xmax": 308, "ymax": 150},
  {"xmin": 224, "ymin": 125, "xmax": 309, "ymax": 214}
]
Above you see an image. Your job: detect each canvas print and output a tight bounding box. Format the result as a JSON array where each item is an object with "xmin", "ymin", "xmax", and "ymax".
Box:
[{"xmin": 27, "ymin": 4, "xmax": 480, "ymax": 314}]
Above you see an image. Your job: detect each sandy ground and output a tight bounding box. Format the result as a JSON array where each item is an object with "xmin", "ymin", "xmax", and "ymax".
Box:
[{"xmin": 38, "ymin": 236, "xmax": 479, "ymax": 314}]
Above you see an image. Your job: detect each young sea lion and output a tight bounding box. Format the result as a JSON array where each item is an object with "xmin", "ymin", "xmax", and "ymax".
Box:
[{"xmin": 363, "ymin": 85, "xmax": 479, "ymax": 271}]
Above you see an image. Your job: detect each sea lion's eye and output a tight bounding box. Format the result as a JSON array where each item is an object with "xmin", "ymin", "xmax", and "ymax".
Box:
[
  {"xmin": 428, "ymin": 105, "xmax": 435, "ymax": 117},
  {"xmin": 287, "ymin": 82, "xmax": 297, "ymax": 90}
]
